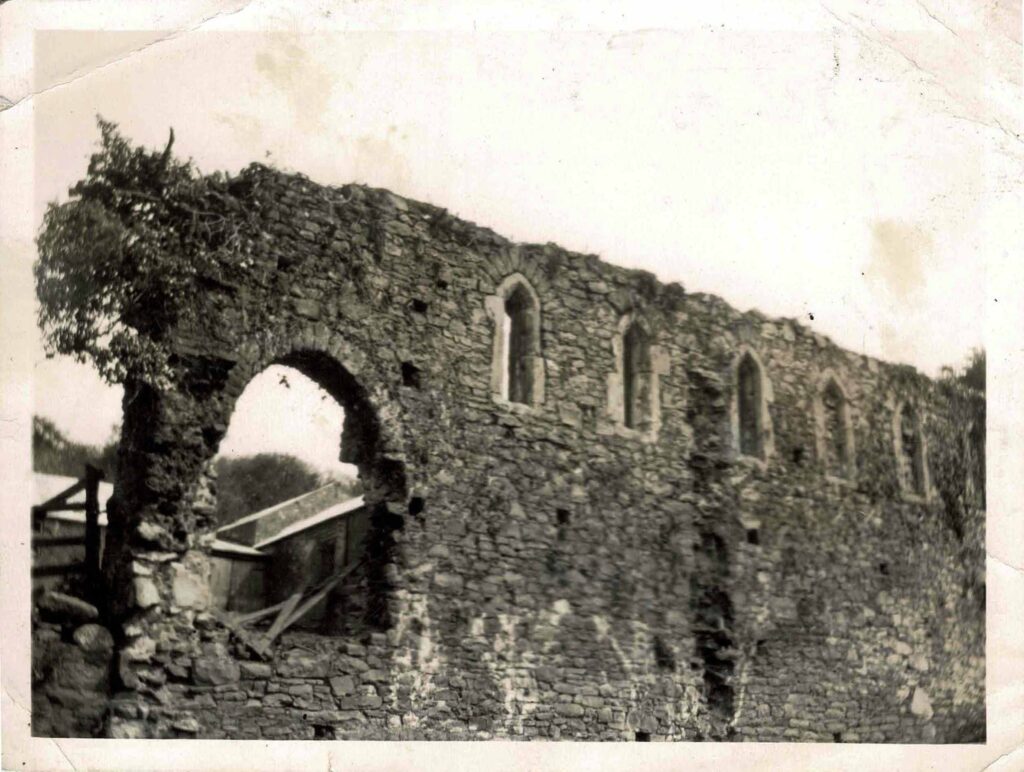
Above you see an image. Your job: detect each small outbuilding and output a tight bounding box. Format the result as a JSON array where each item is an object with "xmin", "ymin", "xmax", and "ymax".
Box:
[{"xmin": 212, "ymin": 481, "xmax": 367, "ymax": 624}]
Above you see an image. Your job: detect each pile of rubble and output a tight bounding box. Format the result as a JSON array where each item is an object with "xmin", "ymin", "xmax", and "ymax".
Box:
[{"xmin": 32, "ymin": 591, "xmax": 115, "ymax": 737}]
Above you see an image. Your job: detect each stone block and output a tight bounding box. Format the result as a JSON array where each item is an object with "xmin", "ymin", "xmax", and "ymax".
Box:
[
  {"xmin": 172, "ymin": 563, "xmax": 209, "ymax": 609},
  {"xmin": 38, "ymin": 591, "xmax": 99, "ymax": 623},
  {"xmin": 240, "ymin": 662, "xmax": 273, "ymax": 679},
  {"xmin": 361, "ymin": 669, "xmax": 388, "ymax": 683},
  {"xmin": 276, "ymin": 651, "xmax": 329, "ymax": 678},
  {"xmin": 173, "ymin": 716, "xmax": 200, "ymax": 733},
  {"xmin": 121, "ymin": 635, "xmax": 157, "ymax": 663},
  {"xmin": 358, "ymin": 694, "xmax": 383, "ymax": 709},
  {"xmin": 137, "ymin": 521, "xmax": 171, "ymax": 547},
  {"xmin": 192, "ymin": 656, "xmax": 241, "ymax": 686},
  {"xmin": 108, "ymin": 719, "xmax": 147, "ymax": 739},
  {"xmin": 333, "ymin": 654, "xmax": 370, "ymax": 674},
  {"xmin": 133, "ymin": 577, "xmax": 161, "ymax": 608},
  {"xmin": 433, "ymin": 573, "xmax": 464, "ymax": 591},
  {"xmin": 330, "ymin": 675, "xmax": 356, "ymax": 696},
  {"xmin": 910, "ymin": 655, "xmax": 930, "ymax": 672},
  {"xmin": 263, "ymin": 693, "xmax": 293, "ymax": 707},
  {"xmin": 910, "ymin": 688, "xmax": 933, "ymax": 720},
  {"xmin": 293, "ymin": 298, "xmax": 322, "ymax": 320},
  {"xmin": 72, "ymin": 624, "xmax": 114, "ymax": 658}
]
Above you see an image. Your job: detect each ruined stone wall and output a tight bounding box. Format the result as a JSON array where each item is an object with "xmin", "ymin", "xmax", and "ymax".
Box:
[{"xmin": 57, "ymin": 165, "xmax": 981, "ymax": 742}]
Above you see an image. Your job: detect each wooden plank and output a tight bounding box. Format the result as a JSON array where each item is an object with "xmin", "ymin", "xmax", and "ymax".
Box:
[
  {"xmin": 34, "ymin": 502, "xmax": 89, "ymax": 514},
  {"xmin": 280, "ymin": 578, "xmax": 341, "ymax": 632},
  {"xmin": 216, "ymin": 560, "xmax": 364, "ymax": 656},
  {"xmin": 253, "ymin": 591, "xmax": 304, "ymax": 655},
  {"xmin": 84, "ymin": 465, "xmax": 103, "ymax": 602},
  {"xmin": 32, "ymin": 535, "xmax": 86, "ymax": 548},
  {"xmin": 271, "ymin": 559, "xmax": 365, "ymax": 638},
  {"xmin": 32, "ymin": 562, "xmax": 86, "ymax": 578},
  {"xmin": 230, "ymin": 561, "xmax": 359, "ymax": 627},
  {"xmin": 231, "ymin": 597, "xmax": 291, "ymax": 626},
  {"xmin": 210, "ymin": 610, "xmax": 272, "ymax": 660},
  {"xmin": 222, "ymin": 561, "xmax": 366, "ymax": 655},
  {"xmin": 230, "ymin": 586, "xmax": 321, "ymax": 627},
  {"xmin": 33, "ymin": 479, "xmax": 87, "ymax": 512}
]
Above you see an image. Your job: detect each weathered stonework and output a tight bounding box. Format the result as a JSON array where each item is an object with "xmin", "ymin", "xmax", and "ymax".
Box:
[{"xmin": 36, "ymin": 164, "xmax": 984, "ymax": 742}]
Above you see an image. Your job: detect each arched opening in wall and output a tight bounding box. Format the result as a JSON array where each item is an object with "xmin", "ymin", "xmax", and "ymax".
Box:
[
  {"xmin": 737, "ymin": 353, "xmax": 763, "ymax": 458},
  {"xmin": 622, "ymin": 322, "xmax": 652, "ymax": 430},
  {"xmin": 821, "ymin": 379, "xmax": 850, "ymax": 477},
  {"xmin": 212, "ymin": 366, "xmax": 358, "ymax": 532},
  {"xmin": 898, "ymin": 403, "xmax": 926, "ymax": 496},
  {"xmin": 207, "ymin": 351, "xmax": 405, "ymax": 636},
  {"xmin": 502, "ymin": 283, "xmax": 538, "ymax": 404}
]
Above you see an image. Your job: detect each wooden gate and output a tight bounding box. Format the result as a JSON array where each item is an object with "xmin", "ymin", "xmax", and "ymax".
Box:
[{"xmin": 31, "ymin": 465, "xmax": 104, "ymax": 602}]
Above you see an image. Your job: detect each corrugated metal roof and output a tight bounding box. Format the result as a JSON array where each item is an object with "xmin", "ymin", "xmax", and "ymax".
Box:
[
  {"xmin": 214, "ymin": 482, "xmax": 340, "ymax": 534},
  {"xmin": 253, "ymin": 495, "xmax": 365, "ymax": 550}
]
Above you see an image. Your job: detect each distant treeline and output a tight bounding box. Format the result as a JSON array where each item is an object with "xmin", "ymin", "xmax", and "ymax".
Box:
[
  {"xmin": 33, "ymin": 416, "xmax": 119, "ymax": 480},
  {"xmin": 33, "ymin": 416, "xmax": 361, "ymax": 526},
  {"xmin": 212, "ymin": 453, "xmax": 362, "ymax": 526},
  {"xmin": 939, "ymin": 348, "xmax": 984, "ymax": 394}
]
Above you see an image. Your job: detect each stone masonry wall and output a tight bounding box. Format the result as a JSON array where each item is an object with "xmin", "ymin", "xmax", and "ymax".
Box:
[{"xmin": 49, "ymin": 164, "xmax": 982, "ymax": 742}]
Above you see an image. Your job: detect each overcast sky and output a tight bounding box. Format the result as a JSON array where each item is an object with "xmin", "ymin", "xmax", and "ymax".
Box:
[{"xmin": 27, "ymin": 3, "xmax": 1018, "ymax": 471}]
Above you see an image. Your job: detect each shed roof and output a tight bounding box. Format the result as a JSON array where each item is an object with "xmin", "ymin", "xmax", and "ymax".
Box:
[
  {"xmin": 33, "ymin": 473, "xmax": 362, "ymax": 560},
  {"xmin": 253, "ymin": 495, "xmax": 365, "ymax": 550}
]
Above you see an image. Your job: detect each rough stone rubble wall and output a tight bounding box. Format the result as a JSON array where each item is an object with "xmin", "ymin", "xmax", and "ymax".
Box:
[{"xmin": 37, "ymin": 164, "xmax": 982, "ymax": 741}]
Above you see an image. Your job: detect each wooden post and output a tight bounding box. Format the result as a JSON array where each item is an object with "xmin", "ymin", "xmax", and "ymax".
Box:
[{"xmin": 84, "ymin": 464, "xmax": 104, "ymax": 604}]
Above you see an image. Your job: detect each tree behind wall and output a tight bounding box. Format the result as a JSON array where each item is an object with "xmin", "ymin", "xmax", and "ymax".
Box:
[
  {"xmin": 32, "ymin": 415, "xmax": 119, "ymax": 480},
  {"xmin": 213, "ymin": 453, "xmax": 361, "ymax": 526},
  {"xmin": 933, "ymin": 348, "xmax": 985, "ymax": 559}
]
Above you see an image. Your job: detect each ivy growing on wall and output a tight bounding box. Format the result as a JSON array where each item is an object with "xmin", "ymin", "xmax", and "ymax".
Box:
[
  {"xmin": 932, "ymin": 349, "xmax": 985, "ymax": 555},
  {"xmin": 35, "ymin": 119, "xmax": 261, "ymax": 387}
]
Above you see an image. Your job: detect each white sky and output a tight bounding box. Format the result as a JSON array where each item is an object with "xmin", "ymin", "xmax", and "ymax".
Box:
[
  {"xmin": 216, "ymin": 365, "xmax": 355, "ymax": 477},
  {"xmin": 25, "ymin": 2, "xmax": 1019, "ymax": 460}
]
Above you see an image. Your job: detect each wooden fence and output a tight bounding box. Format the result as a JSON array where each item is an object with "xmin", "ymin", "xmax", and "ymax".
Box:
[{"xmin": 31, "ymin": 465, "xmax": 104, "ymax": 601}]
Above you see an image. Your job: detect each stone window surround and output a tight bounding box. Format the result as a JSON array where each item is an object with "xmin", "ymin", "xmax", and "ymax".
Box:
[
  {"xmin": 892, "ymin": 399, "xmax": 932, "ymax": 503},
  {"xmin": 729, "ymin": 345, "xmax": 774, "ymax": 468},
  {"xmin": 813, "ymin": 369, "xmax": 857, "ymax": 485},
  {"xmin": 482, "ymin": 272, "xmax": 931, "ymax": 508},
  {"xmin": 605, "ymin": 313, "xmax": 669, "ymax": 443},
  {"xmin": 484, "ymin": 272, "xmax": 546, "ymax": 410}
]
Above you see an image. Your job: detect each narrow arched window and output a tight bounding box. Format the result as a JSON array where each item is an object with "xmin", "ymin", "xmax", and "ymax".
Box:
[
  {"xmin": 504, "ymin": 284, "xmax": 537, "ymax": 404},
  {"xmin": 821, "ymin": 380, "xmax": 849, "ymax": 476},
  {"xmin": 737, "ymin": 353, "xmax": 763, "ymax": 458},
  {"xmin": 899, "ymin": 404, "xmax": 925, "ymax": 495},
  {"xmin": 622, "ymin": 322, "xmax": 652, "ymax": 430},
  {"xmin": 487, "ymin": 274, "xmax": 544, "ymax": 407}
]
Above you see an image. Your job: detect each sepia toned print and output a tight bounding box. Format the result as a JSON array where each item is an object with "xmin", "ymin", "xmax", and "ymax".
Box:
[
  {"xmin": 7, "ymin": 3, "xmax": 1018, "ymax": 765},
  {"xmin": 29, "ymin": 124, "xmax": 984, "ymax": 742}
]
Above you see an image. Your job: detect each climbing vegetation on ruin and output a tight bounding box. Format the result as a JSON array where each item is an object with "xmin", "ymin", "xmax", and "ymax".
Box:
[
  {"xmin": 932, "ymin": 348, "xmax": 986, "ymax": 546},
  {"xmin": 35, "ymin": 119, "xmax": 260, "ymax": 387}
]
